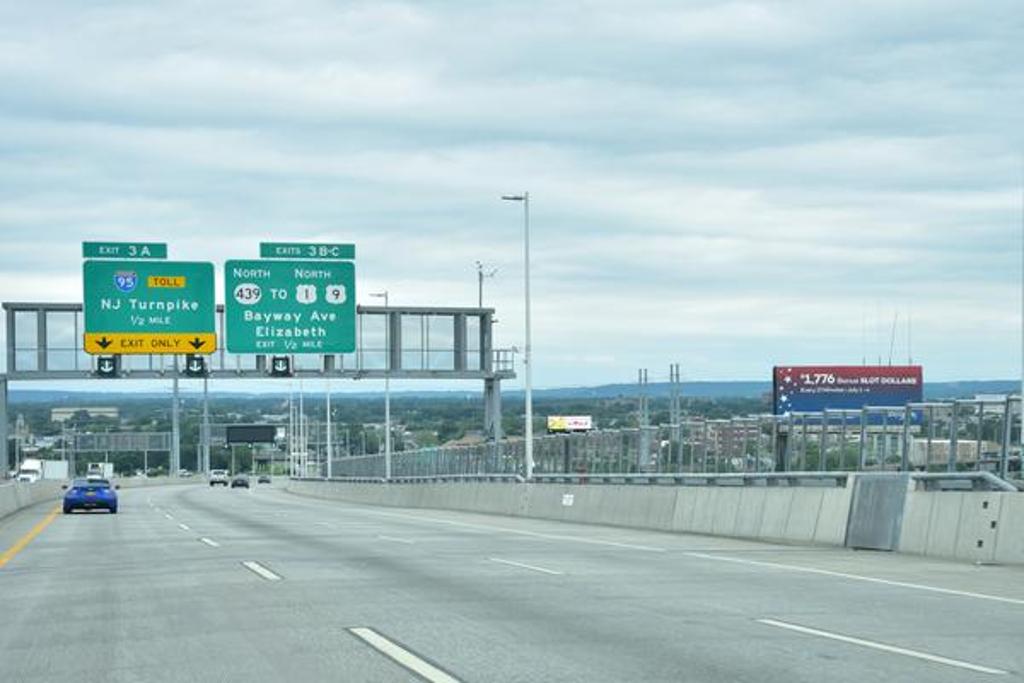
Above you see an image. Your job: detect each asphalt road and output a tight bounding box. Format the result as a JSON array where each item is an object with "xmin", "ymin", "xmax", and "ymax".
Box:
[{"xmin": 1, "ymin": 482, "xmax": 1023, "ymax": 682}]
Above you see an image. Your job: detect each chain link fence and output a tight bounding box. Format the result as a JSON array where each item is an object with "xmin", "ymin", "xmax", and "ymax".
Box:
[{"xmin": 324, "ymin": 396, "xmax": 1022, "ymax": 482}]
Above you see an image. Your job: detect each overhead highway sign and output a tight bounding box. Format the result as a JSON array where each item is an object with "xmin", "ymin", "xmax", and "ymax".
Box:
[
  {"xmin": 83, "ymin": 260, "xmax": 216, "ymax": 355},
  {"xmin": 224, "ymin": 259, "xmax": 356, "ymax": 354}
]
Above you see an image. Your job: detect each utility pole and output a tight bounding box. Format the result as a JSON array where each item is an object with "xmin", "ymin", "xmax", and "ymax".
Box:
[
  {"xmin": 202, "ymin": 375, "xmax": 210, "ymax": 474},
  {"xmin": 637, "ymin": 368, "xmax": 650, "ymax": 472},
  {"xmin": 475, "ymin": 261, "xmax": 497, "ymax": 308},
  {"xmin": 669, "ymin": 363, "xmax": 682, "ymax": 470},
  {"xmin": 370, "ymin": 290, "xmax": 392, "ymax": 480},
  {"xmin": 171, "ymin": 357, "xmax": 180, "ymax": 476},
  {"xmin": 326, "ymin": 379, "xmax": 332, "ymax": 479},
  {"xmin": 299, "ymin": 379, "xmax": 305, "ymax": 477}
]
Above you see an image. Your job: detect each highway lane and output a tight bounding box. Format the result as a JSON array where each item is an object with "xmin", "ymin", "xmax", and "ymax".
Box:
[{"xmin": 1, "ymin": 482, "xmax": 1023, "ymax": 682}]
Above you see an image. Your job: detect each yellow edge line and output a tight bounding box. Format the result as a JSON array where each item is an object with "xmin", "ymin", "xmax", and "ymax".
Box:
[{"xmin": 0, "ymin": 504, "xmax": 62, "ymax": 569}]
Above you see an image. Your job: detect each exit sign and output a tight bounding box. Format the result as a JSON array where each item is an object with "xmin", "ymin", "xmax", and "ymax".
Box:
[
  {"xmin": 82, "ymin": 242, "xmax": 168, "ymax": 259},
  {"xmin": 83, "ymin": 260, "xmax": 216, "ymax": 354},
  {"xmin": 224, "ymin": 259, "xmax": 355, "ymax": 354},
  {"xmin": 260, "ymin": 242, "xmax": 355, "ymax": 260}
]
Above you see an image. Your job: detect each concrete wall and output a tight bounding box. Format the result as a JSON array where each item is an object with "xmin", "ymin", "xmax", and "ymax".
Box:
[
  {"xmin": 897, "ymin": 490, "xmax": 1024, "ymax": 564},
  {"xmin": 286, "ymin": 480, "xmax": 857, "ymax": 548},
  {"xmin": 116, "ymin": 476, "xmax": 202, "ymax": 489},
  {"xmin": 0, "ymin": 481, "xmax": 63, "ymax": 520},
  {"xmin": 0, "ymin": 477, "xmax": 199, "ymax": 523}
]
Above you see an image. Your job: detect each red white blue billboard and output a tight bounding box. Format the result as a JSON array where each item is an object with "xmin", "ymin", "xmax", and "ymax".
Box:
[{"xmin": 773, "ymin": 365, "xmax": 923, "ymax": 414}]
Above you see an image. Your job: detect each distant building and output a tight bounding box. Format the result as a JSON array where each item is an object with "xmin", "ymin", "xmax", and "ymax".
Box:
[{"xmin": 50, "ymin": 406, "xmax": 119, "ymax": 423}]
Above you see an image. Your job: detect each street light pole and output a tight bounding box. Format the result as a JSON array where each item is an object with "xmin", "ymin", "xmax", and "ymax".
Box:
[
  {"xmin": 370, "ymin": 290, "xmax": 392, "ymax": 480},
  {"xmin": 501, "ymin": 192, "xmax": 534, "ymax": 480}
]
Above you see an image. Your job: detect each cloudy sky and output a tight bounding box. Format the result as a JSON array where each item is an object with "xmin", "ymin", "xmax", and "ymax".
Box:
[{"xmin": 1, "ymin": 0, "xmax": 1022, "ymax": 390}]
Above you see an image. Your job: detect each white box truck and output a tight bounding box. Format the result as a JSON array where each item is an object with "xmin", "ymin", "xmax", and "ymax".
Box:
[
  {"xmin": 17, "ymin": 458, "xmax": 69, "ymax": 482},
  {"xmin": 87, "ymin": 462, "xmax": 115, "ymax": 479}
]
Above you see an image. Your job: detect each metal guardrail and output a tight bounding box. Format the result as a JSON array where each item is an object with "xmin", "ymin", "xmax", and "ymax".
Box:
[
  {"xmin": 910, "ymin": 471, "xmax": 1019, "ymax": 492},
  {"xmin": 303, "ymin": 473, "xmax": 525, "ymax": 484},
  {"xmin": 531, "ymin": 472, "xmax": 850, "ymax": 487}
]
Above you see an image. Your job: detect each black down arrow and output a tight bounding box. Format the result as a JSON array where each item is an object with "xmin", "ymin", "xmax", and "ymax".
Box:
[
  {"xmin": 96, "ymin": 337, "xmax": 112, "ymax": 349},
  {"xmin": 189, "ymin": 337, "xmax": 205, "ymax": 350}
]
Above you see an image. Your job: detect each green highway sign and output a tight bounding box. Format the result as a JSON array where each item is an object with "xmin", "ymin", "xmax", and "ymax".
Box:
[
  {"xmin": 83, "ymin": 260, "xmax": 216, "ymax": 354},
  {"xmin": 224, "ymin": 259, "xmax": 356, "ymax": 354},
  {"xmin": 82, "ymin": 241, "xmax": 168, "ymax": 259},
  {"xmin": 260, "ymin": 242, "xmax": 355, "ymax": 260}
]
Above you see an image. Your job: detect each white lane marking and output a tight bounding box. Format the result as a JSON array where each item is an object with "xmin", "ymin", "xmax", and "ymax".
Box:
[
  {"xmin": 199, "ymin": 537, "xmax": 220, "ymax": 548},
  {"xmin": 489, "ymin": 557, "xmax": 564, "ymax": 576},
  {"xmin": 178, "ymin": 523, "xmax": 191, "ymax": 531},
  {"xmin": 315, "ymin": 521, "xmax": 334, "ymax": 528},
  {"xmin": 352, "ymin": 509, "xmax": 666, "ymax": 552},
  {"xmin": 686, "ymin": 552, "xmax": 1024, "ymax": 607},
  {"xmin": 377, "ymin": 535, "xmax": 414, "ymax": 545},
  {"xmin": 349, "ymin": 627, "xmax": 462, "ymax": 683},
  {"xmin": 241, "ymin": 561, "xmax": 281, "ymax": 581},
  {"xmin": 757, "ymin": 618, "xmax": 1008, "ymax": 675}
]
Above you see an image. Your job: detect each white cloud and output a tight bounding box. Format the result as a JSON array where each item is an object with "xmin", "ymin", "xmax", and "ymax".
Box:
[{"xmin": 0, "ymin": 0, "xmax": 1021, "ymax": 386}]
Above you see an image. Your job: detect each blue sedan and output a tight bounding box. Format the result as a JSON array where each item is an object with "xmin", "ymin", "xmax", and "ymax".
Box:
[{"xmin": 63, "ymin": 478, "xmax": 119, "ymax": 514}]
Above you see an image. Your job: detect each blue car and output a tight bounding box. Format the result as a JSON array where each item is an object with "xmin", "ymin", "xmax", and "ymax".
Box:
[{"xmin": 63, "ymin": 478, "xmax": 119, "ymax": 514}]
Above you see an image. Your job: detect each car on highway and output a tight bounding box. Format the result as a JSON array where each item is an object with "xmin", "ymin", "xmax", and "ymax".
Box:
[
  {"xmin": 63, "ymin": 478, "xmax": 118, "ymax": 514},
  {"xmin": 230, "ymin": 474, "xmax": 250, "ymax": 489},
  {"xmin": 257, "ymin": 474, "xmax": 271, "ymax": 484},
  {"xmin": 209, "ymin": 469, "xmax": 230, "ymax": 487}
]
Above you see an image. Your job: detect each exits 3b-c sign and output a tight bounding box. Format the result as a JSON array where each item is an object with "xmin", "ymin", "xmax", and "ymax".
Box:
[{"xmin": 223, "ymin": 259, "xmax": 356, "ymax": 354}]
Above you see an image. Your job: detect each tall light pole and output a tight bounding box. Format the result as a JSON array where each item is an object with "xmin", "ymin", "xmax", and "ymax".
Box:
[
  {"xmin": 370, "ymin": 290, "xmax": 392, "ymax": 480},
  {"xmin": 501, "ymin": 192, "xmax": 534, "ymax": 480}
]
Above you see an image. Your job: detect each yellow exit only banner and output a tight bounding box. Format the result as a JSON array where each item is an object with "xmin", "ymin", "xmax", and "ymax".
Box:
[{"xmin": 84, "ymin": 332, "xmax": 216, "ymax": 355}]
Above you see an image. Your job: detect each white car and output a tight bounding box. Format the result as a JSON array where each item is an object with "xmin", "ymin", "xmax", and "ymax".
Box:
[{"xmin": 209, "ymin": 470, "xmax": 230, "ymax": 487}]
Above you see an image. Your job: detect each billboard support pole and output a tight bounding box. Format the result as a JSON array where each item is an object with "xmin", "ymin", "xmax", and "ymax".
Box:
[
  {"xmin": 839, "ymin": 413, "xmax": 848, "ymax": 470},
  {"xmin": 858, "ymin": 409, "xmax": 867, "ymax": 470},
  {"xmin": 901, "ymin": 405, "xmax": 912, "ymax": 471},
  {"xmin": 819, "ymin": 414, "xmax": 827, "ymax": 473}
]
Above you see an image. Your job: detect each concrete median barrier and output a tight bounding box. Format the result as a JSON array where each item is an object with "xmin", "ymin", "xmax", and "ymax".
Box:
[
  {"xmin": 898, "ymin": 490, "xmax": 1013, "ymax": 564},
  {"xmin": 286, "ymin": 479, "xmax": 860, "ymax": 549},
  {"xmin": 286, "ymin": 478, "xmax": 1024, "ymax": 563},
  {"xmin": 0, "ymin": 480, "xmax": 63, "ymax": 520}
]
